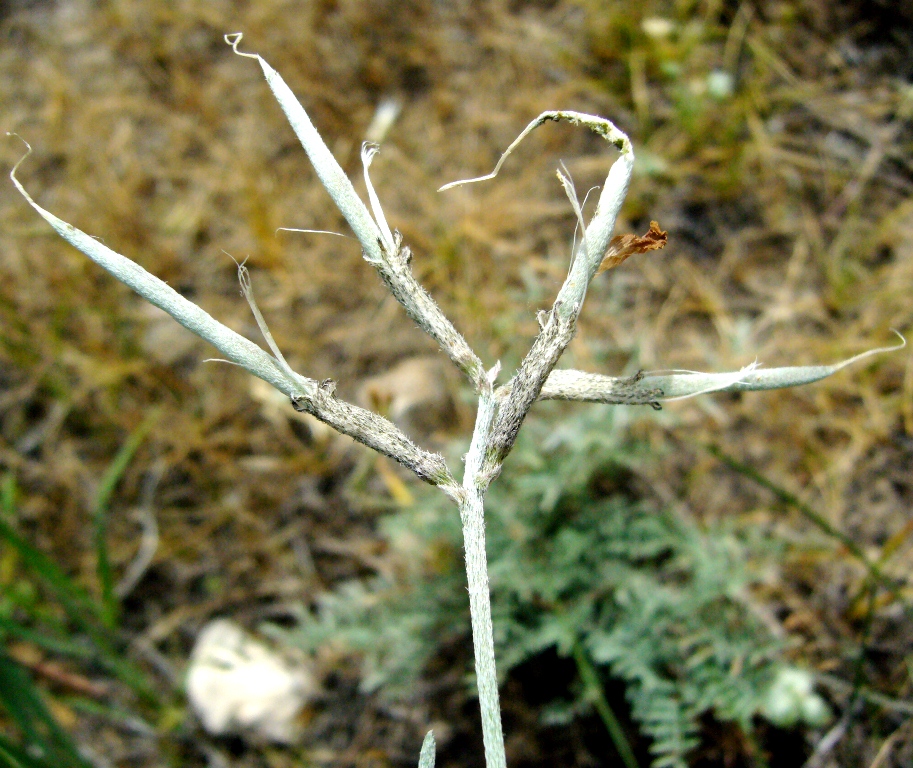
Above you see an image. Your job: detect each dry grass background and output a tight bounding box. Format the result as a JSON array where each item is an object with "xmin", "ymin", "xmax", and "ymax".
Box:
[{"xmin": 1, "ymin": 0, "xmax": 912, "ymax": 766}]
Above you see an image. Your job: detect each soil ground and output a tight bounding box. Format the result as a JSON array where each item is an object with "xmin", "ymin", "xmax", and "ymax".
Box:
[{"xmin": 1, "ymin": 1, "xmax": 911, "ymax": 766}]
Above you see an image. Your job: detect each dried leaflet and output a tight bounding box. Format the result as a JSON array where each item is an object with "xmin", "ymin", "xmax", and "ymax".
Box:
[{"xmin": 596, "ymin": 220, "xmax": 667, "ymax": 273}]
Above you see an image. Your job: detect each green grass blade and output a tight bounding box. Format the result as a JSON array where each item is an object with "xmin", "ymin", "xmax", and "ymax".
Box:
[
  {"xmin": 0, "ymin": 616, "xmax": 156, "ymax": 705},
  {"xmin": 1, "ymin": 472, "xmax": 17, "ymax": 517},
  {"xmin": 0, "ymin": 515, "xmax": 105, "ymax": 635},
  {"xmin": 0, "ymin": 648, "xmax": 92, "ymax": 768},
  {"xmin": 0, "ymin": 474, "xmax": 157, "ymax": 702},
  {"xmin": 0, "ymin": 615, "xmax": 96, "ymax": 661},
  {"xmin": 62, "ymin": 696, "xmax": 156, "ymax": 736},
  {"xmin": 93, "ymin": 414, "xmax": 157, "ymax": 630},
  {"xmin": 707, "ymin": 445, "xmax": 905, "ymax": 606},
  {"xmin": 0, "ymin": 734, "xmax": 49, "ymax": 768}
]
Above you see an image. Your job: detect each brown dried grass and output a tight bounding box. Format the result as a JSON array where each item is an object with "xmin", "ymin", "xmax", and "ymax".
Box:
[{"xmin": 1, "ymin": 0, "xmax": 911, "ymax": 765}]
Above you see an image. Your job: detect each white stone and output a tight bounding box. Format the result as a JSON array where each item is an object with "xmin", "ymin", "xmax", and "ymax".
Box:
[{"xmin": 186, "ymin": 619, "xmax": 314, "ymax": 743}]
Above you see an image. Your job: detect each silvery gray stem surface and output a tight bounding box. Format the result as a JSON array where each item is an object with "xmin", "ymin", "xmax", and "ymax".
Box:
[{"xmin": 460, "ymin": 390, "xmax": 506, "ymax": 768}]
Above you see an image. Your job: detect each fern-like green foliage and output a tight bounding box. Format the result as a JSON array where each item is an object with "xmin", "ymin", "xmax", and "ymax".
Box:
[{"xmin": 290, "ymin": 405, "xmax": 821, "ymax": 767}]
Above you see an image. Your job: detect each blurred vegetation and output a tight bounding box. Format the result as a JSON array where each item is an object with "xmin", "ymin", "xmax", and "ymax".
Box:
[{"xmin": 1, "ymin": 0, "xmax": 911, "ymax": 766}]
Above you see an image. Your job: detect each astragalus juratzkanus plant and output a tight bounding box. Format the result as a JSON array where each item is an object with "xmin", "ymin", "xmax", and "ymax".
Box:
[{"xmin": 10, "ymin": 33, "xmax": 904, "ymax": 768}]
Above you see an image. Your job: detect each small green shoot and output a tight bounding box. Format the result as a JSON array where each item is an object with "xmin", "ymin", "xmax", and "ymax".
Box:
[{"xmin": 92, "ymin": 413, "xmax": 157, "ymax": 630}]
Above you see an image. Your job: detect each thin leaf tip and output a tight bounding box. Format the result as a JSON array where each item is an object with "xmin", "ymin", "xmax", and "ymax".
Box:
[{"xmin": 224, "ymin": 32, "xmax": 258, "ymax": 60}]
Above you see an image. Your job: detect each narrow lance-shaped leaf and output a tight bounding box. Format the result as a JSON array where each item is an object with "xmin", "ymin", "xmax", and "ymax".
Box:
[
  {"xmin": 223, "ymin": 34, "xmax": 385, "ymax": 262},
  {"xmin": 540, "ymin": 333, "xmax": 906, "ymax": 406},
  {"xmin": 9, "ymin": 139, "xmax": 309, "ymax": 400},
  {"xmin": 224, "ymin": 34, "xmax": 486, "ymax": 390}
]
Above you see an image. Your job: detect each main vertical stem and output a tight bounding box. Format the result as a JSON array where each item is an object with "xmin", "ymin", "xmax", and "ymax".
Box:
[
  {"xmin": 460, "ymin": 485, "xmax": 505, "ymax": 768},
  {"xmin": 460, "ymin": 392, "xmax": 507, "ymax": 768}
]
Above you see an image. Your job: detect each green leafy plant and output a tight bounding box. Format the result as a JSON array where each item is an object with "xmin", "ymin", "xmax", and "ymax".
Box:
[{"xmin": 292, "ymin": 405, "xmax": 831, "ymax": 767}]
